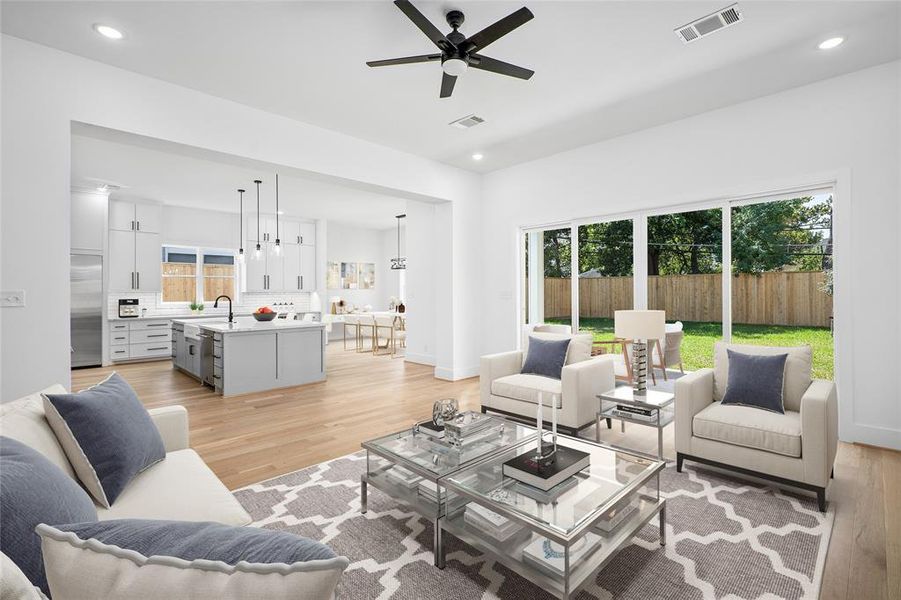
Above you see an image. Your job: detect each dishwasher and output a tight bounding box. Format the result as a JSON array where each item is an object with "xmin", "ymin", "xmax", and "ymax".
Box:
[{"xmin": 199, "ymin": 332, "xmax": 216, "ymax": 387}]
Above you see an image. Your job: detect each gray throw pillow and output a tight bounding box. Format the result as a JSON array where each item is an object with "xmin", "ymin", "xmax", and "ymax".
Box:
[
  {"xmin": 42, "ymin": 373, "xmax": 166, "ymax": 508},
  {"xmin": 48, "ymin": 519, "xmax": 339, "ymax": 565},
  {"xmin": 38, "ymin": 520, "xmax": 349, "ymax": 600},
  {"xmin": 521, "ymin": 336, "xmax": 571, "ymax": 380},
  {"xmin": 721, "ymin": 349, "xmax": 789, "ymax": 414},
  {"xmin": 0, "ymin": 437, "xmax": 97, "ymax": 596}
]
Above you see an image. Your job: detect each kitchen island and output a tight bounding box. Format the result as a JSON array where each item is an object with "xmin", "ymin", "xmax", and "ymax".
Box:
[{"xmin": 171, "ymin": 317, "xmax": 326, "ymax": 396}]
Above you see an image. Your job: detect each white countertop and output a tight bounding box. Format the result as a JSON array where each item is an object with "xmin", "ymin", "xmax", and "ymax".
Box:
[
  {"xmin": 170, "ymin": 317, "xmax": 325, "ymax": 334},
  {"xmin": 109, "ymin": 311, "xmax": 320, "ymax": 322}
]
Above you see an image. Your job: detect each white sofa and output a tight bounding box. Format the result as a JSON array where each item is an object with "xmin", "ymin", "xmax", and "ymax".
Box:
[
  {"xmin": 674, "ymin": 342, "xmax": 838, "ymax": 511},
  {"xmin": 0, "ymin": 384, "xmax": 251, "ymax": 525},
  {"xmin": 481, "ymin": 330, "xmax": 616, "ymax": 436}
]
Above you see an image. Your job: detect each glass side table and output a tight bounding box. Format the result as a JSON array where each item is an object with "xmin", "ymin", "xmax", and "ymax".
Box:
[{"xmin": 597, "ymin": 386, "xmax": 675, "ymax": 460}]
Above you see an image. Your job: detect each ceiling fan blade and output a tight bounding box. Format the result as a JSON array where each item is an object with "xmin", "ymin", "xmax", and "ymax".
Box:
[
  {"xmin": 393, "ymin": 0, "xmax": 456, "ymax": 53},
  {"xmin": 460, "ymin": 7, "xmax": 534, "ymax": 53},
  {"xmin": 469, "ymin": 54, "xmax": 534, "ymax": 80},
  {"xmin": 440, "ymin": 72, "xmax": 457, "ymax": 98},
  {"xmin": 366, "ymin": 54, "xmax": 442, "ymax": 67}
]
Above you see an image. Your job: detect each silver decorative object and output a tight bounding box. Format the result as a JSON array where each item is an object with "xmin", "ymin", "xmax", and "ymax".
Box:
[
  {"xmin": 632, "ymin": 341, "xmax": 649, "ymax": 396},
  {"xmin": 432, "ymin": 398, "xmax": 458, "ymax": 427}
]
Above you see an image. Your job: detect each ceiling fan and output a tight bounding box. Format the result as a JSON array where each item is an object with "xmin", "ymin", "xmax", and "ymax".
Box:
[{"xmin": 366, "ymin": 0, "xmax": 535, "ymax": 98}]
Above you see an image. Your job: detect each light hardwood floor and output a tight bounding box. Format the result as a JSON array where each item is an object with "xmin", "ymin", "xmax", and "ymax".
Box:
[{"xmin": 71, "ymin": 345, "xmax": 900, "ymax": 600}]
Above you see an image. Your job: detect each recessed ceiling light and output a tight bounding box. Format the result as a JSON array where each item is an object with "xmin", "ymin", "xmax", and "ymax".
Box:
[
  {"xmin": 93, "ymin": 24, "xmax": 124, "ymax": 40},
  {"xmin": 472, "ymin": 153, "xmax": 484, "ymax": 161},
  {"xmin": 818, "ymin": 37, "xmax": 844, "ymax": 50}
]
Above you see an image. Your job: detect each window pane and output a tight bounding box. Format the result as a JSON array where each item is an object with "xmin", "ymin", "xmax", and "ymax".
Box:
[
  {"xmin": 203, "ymin": 263, "xmax": 235, "ymax": 301},
  {"xmin": 576, "ymin": 220, "xmax": 633, "ymax": 344},
  {"xmin": 162, "ymin": 261, "xmax": 197, "ymax": 303},
  {"xmin": 648, "ymin": 208, "xmax": 723, "ymax": 372},
  {"xmin": 731, "ymin": 193, "xmax": 834, "ymax": 379},
  {"xmin": 543, "ymin": 227, "xmax": 572, "ymax": 330}
]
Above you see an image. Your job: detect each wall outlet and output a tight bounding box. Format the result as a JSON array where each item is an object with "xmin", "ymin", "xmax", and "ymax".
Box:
[{"xmin": 0, "ymin": 290, "xmax": 26, "ymax": 307}]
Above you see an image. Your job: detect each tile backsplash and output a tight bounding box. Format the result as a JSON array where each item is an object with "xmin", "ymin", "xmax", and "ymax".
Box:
[{"xmin": 107, "ymin": 292, "xmax": 313, "ymax": 320}]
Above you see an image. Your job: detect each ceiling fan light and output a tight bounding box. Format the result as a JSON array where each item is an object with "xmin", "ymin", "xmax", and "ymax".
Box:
[{"xmin": 442, "ymin": 58, "xmax": 468, "ymax": 77}]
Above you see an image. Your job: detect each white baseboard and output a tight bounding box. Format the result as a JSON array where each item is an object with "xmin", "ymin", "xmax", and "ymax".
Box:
[
  {"xmin": 404, "ymin": 352, "xmax": 435, "ymax": 366},
  {"xmin": 850, "ymin": 423, "xmax": 901, "ymax": 451},
  {"xmin": 434, "ymin": 364, "xmax": 479, "ymax": 381}
]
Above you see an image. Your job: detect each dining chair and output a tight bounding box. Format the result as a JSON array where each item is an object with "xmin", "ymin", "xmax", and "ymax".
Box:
[
  {"xmin": 357, "ymin": 314, "xmax": 374, "ymax": 353},
  {"xmin": 342, "ymin": 315, "xmax": 359, "ymax": 351}
]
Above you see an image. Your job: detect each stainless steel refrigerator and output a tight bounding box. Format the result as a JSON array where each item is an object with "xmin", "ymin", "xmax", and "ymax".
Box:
[{"xmin": 71, "ymin": 254, "xmax": 103, "ymax": 368}]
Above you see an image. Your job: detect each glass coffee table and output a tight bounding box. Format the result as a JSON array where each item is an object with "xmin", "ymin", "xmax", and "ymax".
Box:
[
  {"xmin": 361, "ymin": 415, "xmax": 537, "ymax": 567},
  {"xmin": 441, "ymin": 434, "xmax": 665, "ymax": 599}
]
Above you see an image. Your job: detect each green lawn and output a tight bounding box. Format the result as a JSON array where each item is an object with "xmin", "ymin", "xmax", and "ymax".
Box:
[{"xmin": 547, "ymin": 317, "xmax": 834, "ymax": 380}]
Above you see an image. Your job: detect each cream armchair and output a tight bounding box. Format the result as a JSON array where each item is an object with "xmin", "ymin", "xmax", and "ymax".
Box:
[
  {"xmin": 675, "ymin": 342, "xmax": 838, "ymax": 511},
  {"xmin": 481, "ymin": 330, "xmax": 615, "ymax": 436}
]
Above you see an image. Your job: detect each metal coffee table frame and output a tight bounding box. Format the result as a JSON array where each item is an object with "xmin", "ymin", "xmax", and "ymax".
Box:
[{"xmin": 360, "ymin": 419, "xmax": 537, "ymax": 567}]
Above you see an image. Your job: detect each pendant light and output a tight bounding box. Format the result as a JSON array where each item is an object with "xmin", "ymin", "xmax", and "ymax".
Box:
[
  {"xmin": 273, "ymin": 173, "xmax": 281, "ymax": 255},
  {"xmin": 237, "ymin": 188, "xmax": 246, "ymax": 262},
  {"xmin": 390, "ymin": 214, "xmax": 407, "ymax": 270},
  {"xmin": 253, "ymin": 179, "xmax": 262, "ymax": 260}
]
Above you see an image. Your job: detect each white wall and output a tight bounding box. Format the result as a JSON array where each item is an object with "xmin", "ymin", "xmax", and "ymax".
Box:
[
  {"xmin": 0, "ymin": 35, "xmax": 482, "ymax": 399},
  {"xmin": 482, "ymin": 61, "xmax": 901, "ymax": 449},
  {"xmin": 326, "ymin": 222, "xmax": 393, "ymax": 311}
]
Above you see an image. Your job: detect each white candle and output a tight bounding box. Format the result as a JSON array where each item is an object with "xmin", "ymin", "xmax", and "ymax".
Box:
[{"xmin": 536, "ymin": 391, "xmax": 543, "ymax": 455}]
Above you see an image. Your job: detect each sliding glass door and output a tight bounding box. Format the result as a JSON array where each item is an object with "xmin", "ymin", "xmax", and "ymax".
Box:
[
  {"xmin": 730, "ymin": 193, "xmax": 834, "ymax": 379},
  {"xmin": 517, "ymin": 186, "xmax": 834, "ymax": 378},
  {"xmin": 575, "ymin": 219, "xmax": 633, "ymax": 342},
  {"xmin": 647, "ymin": 208, "xmax": 723, "ymax": 371}
]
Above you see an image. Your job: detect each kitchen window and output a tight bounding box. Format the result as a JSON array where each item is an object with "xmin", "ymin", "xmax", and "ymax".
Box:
[{"xmin": 161, "ymin": 246, "xmax": 236, "ymax": 303}]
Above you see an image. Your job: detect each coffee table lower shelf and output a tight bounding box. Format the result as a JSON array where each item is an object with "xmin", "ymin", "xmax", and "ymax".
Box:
[{"xmin": 439, "ymin": 496, "xmax": 665, "ymax": 599}]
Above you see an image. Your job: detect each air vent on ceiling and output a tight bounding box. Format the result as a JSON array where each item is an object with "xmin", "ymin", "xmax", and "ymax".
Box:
[
  {"xmin": 449, "ymin": 114, "xmax": 485, "ymax": 129},
  {"xmin": 675, "ymin": 4, "xmax": 743, "ymax": 44}
]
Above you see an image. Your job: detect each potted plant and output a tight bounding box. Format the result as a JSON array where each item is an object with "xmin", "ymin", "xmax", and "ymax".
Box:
[{"xmin": 189, "ymin": 300, "xmax": 204, "ymax": 315}]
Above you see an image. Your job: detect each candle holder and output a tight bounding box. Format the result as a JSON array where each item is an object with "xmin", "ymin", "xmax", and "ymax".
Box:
[{"xmin": 534, "ymin": 391, "xmax": 559, "ymax": 467}]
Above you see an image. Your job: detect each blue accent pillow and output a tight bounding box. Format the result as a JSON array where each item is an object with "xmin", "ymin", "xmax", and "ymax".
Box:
[
  {"xmin": 0, "ymin": 436, "xmax": 98, "ymax": 595},
  {"xmin": 42, "ymin": 373, "xmax": 166, "ymax": 508},
  {"xmin": 521, "ymin": 336, "xmax": 571, "ymax": 380},
  {"xmin": 51, "ymin": 519, "xmax": 339, "ymax": 565},
  {"xmin": 721, "ymin": 349, "xmax": 789, "ymax": 414}
]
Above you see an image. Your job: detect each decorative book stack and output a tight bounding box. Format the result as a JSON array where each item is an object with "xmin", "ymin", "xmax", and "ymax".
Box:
[
  {"xmin": 417, "ymin": 480, "xmax": 446, "ymax": 504},
  {"xmin": 503, "ymin": 446, "xmax": 590, "ymax": 492},
  {"xmin": 385, "ymin": 466, "xmax": 422, "ymax": 489},
  {"xmin": 463, "ymin": 502, "xmax": 528, "ymax": 545},
  {"xmin": 415, "ymin": 420, "xmax": 446, "ymax": 439},
  {"xmin": 523, "ymin": 533, "xmax": 602, "ymax": 577},
  {"xmin": 609, "ymin": 404, "xmax": 656, "ymax": 423}
]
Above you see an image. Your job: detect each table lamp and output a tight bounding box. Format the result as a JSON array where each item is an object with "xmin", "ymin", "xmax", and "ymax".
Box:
[{"xmin": 614, "ymin": 310, "xmax": 665, "ymax": 396}]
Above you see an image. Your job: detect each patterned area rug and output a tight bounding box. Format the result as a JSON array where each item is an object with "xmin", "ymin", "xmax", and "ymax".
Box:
[{"xmin": 233, "ymin": 452, "xmax": 833, "ymax": 600}]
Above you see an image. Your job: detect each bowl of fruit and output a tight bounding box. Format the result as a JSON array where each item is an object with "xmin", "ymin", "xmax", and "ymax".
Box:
[{"xmin": 252, "ymin": 306, "xmax": 277, "ymax": 321}]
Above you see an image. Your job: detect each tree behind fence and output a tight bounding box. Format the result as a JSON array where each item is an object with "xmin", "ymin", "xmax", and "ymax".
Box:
[{"xmin": 543, "ymin": 271, "xmax": 832, "ymax": 327}]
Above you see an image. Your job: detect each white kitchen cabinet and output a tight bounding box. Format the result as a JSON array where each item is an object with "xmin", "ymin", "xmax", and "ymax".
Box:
[
  {"xmin": 267, "ymin": 246, "xmax": 285, "ymax": 291},
  {"xmin": 109, "ymin": 200, "xmax": 161, "ymax": 233},
  {"xmin": 135, "ymin": 232, "xmax": 161, "ymax": 292},
  {"xmin": 109, "ymin": 201, "xmax": 136, "ymax": 232},
  {"xmin": 109, "ymin": 230, "xmax": 136, "ymax": 291},
  {"xmin": 109, "ymin": 228, "xmax": 160, "ymax": 292},
  {"xmin": 276, "ymin": 328, "xmax": 323, "ymax": 385},
  {"xmin": 283, "ymin": 244, "xmax": 316, "ymax": 292},
  {"xmin": 244, "ymin": 247, "xmax": 269, "ymax": 292},
  {"xmin": 71, "ymin": 190, "xmax": 107, "ymax": 252},
  {"xmin": 298, "ymin": 222, "xmax": 316, "ymax": 246},
  {"xmin": 300, "ymin": 245, "xmax": 316, "ymax": 291},
  {"xmin": 281, "ymin": 220, "xmax": 300, "ymax": 245},
  {"xmin": 110, "ymin": 319, "xmax": 172, "ymax": 363}
]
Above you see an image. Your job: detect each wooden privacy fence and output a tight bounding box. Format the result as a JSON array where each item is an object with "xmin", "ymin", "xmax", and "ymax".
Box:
[{"xmin": 543, "ymin": 271, "xmax": 832, "ymax": 327}]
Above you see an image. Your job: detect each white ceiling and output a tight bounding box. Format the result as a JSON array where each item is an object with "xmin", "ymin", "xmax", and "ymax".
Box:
[
  {"xmin": 4, "ymin": 1, "xmax": 900, "ymax": 172},
  {"xmin": 71, "ymin": 130, "xmax": 408, "ymax": 229}
]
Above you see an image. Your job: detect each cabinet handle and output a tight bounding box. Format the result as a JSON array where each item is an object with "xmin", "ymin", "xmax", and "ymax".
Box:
[
  {"xmin": 146, "ymin": 323, "xmax": 168, "ymax": 327},
  {"xmin": 297, "ymin": 275, "xmax": 300, "ymax": 290},
  {"xmin": 299, "ymin": 235, "xmax": 302, "ymax": 244},
  {"xmin": 147, "ymin": 333, "xmax": 168, "ymax": 338},
  {"xmin": 213, "ymin": 375, "xmax": 221, "ymax": 380},
  {"xmin": 136, "ymin": 272, "xmax": 140, "ymax": 289},
  {"xmin": 137, "ymin": 220, "xmax": 141, "ymax": 231},
  {"xmin": 189, "ymin": 346, "xmax": 195, "ymax": 356},
  {"xmin": 114, "ymin": 350, "xmax": 126, "ymax": 354},
  {"xmin": 131, "ymin": 220, "xmax": 135, "ymax": 231},
  {"xmin": 213, "ymin": 354, "xmax": 221, "ymax": 359},
  {"xmin": 301, "ymin": 276, "xmax": 304, "ymax": 290},
  {"xmin": 147, "ymin": 346, "xmax": 168, "ymax": 351}
]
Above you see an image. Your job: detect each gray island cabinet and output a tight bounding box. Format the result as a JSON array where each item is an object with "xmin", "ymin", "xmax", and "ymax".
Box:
[{"xmin": 171, "ymin": 318, "xmax": 326, "ymax": 396}]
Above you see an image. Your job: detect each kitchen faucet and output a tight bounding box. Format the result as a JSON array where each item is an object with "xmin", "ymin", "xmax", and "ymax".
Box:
[{"xmin": 213, "ymin": 295, "xmax": 233, "ymax": 324}]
